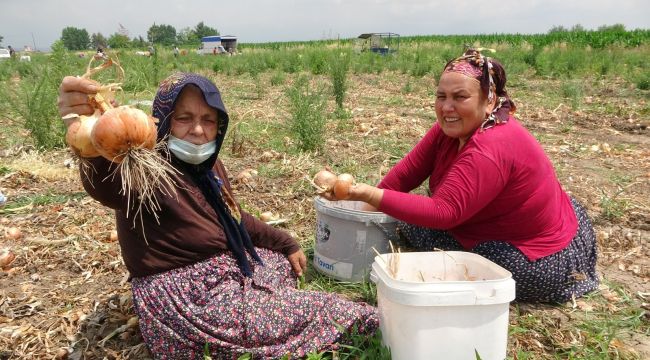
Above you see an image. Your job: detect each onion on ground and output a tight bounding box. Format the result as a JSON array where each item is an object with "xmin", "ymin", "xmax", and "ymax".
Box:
[
  {"xmin": 259, "ymin": 211, "xmax": 276, "ymax": 222},
  {"xmin": 0, "ymin": 248, "xmax": 16, "ymax": 268},
  {"xmin": 107, "ymin": 230, "xmax": 118, "ymax": 242},
  {"xmin": 5, "ymin": 227, "xmax": 22, "ymax": 240}
]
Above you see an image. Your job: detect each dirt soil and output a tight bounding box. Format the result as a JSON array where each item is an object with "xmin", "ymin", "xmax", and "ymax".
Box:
[{"xmin": 0, "ymin": 72, "xmax": 648, "ymax": 359}]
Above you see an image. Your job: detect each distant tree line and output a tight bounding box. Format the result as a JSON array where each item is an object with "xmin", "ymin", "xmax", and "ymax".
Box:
[{"xmin": 59, "ymin": 22, "xmax": 219, "ymax": 51}]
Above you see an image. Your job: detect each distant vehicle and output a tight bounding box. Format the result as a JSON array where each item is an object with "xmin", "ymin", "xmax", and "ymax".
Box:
[
  {"xmin": 199, "ymin": 36, "xmax": 227, "ymax": 55},
  {"xmin": 355, "ymin": 33, "xmax": 400, "ymax": 55},
  {"xmin": 0, "ymin": 49, "xmax": 10, "ymax": 60}
]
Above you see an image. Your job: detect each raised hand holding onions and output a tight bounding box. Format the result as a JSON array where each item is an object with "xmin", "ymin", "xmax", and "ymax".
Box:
[
  {"xmin": 312, "ymin": 169, "xmax": 356, "ymax": 200},
  {"xmin": 64, "ymin": 57, "xmax": 177, "ymax": 222}
]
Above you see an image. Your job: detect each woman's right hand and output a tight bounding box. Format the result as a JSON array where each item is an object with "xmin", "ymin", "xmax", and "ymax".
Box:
[
  {"xmin": 57, "ymin": 76, "xmax": 99, "ymax": 127},
  {"xmin": 319, "ymin": 183, "xmax": 384, "ymax": 210}
]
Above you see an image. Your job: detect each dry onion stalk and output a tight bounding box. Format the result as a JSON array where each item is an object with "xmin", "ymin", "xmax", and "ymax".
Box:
[
  {"xmin": 64, "ymin": 56, "xmax": 178, "ymax": 227},
  {"xmin": 372, "ymin": 240, "xmax": 400, "ymax": 279}
]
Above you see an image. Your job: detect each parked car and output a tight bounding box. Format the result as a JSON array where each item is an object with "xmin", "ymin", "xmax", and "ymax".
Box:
[{"xmin": 0, "ymin": 49, "xmax": 11, "ymax": 60}]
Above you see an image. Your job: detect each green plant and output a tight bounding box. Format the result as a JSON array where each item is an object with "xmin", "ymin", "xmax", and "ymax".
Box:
[
  {"xmin": 401, "ymin": 80, "xmax": 413, "ymax": 94},
  {"xmin": 333, "ymin": 107, "xmax": 351, "ymax": 121},
  {"xmin": 286, "ymin": 76, "xmax": 326, "ymax": 152},
  {"xmin": 270, "ymin": 71, "xmax": 286, "ymax": 86},
  {"xmin": 252, "ymin": 73, "xmax": 265, "ymax": 100},
  {"xmin": 3, "ymin": 67, "xmax": 63, "ymax": 148},
  {"xmin": 599, "ymin": 187, "xmax": 629, "ymax": 221},
  {"xmin": 635, "ymin": 72, "xmax": 650, "ymax": 90},
  {"xmin": 307, "ymin": 50, "xmax": 329, "ymax": 75},
  {"xmin": 1, "ymin": 192, "xmax": 87, "ymax": 214},
  {"xmin": 561, "ymin": 81, "xmax": 584, "ymax": 109},
  {"xmin": 559, "ymin": 120, "xmax": 574, "ymax": 133},
  {"xmin": 204, "ymin": 342, "xmax": 212, "ymax": 359},
  {"xmin": 330, "ymin": 52, "xmax": 350, "ymax": 110},
  {"xmin": 281, "ymin": 52, "xmax": 303, "ymax": 73},
  {"xmin": 149, "ymin": 46, "xmax": 161, "ymax": 86},
  {"xmin": 335, "ymin": 326, "xmax": 391, "ymax": 359},
  {"xmin": 0, "ymin": 41, "xmax": 79, "ymax": 149}
]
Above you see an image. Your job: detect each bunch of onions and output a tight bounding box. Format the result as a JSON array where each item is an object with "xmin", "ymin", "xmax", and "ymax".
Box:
[
  {"xmin": 313, "ymin": 169, "xmax": 356, "ymax": 200},
  {"xmin": 64, "ymin": 57, "xmax": 177, "ymax": 223}
]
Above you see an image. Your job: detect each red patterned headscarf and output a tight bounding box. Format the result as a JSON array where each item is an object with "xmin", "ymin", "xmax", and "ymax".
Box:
[{"xmin": 443, "ymin": 49, "xmax": 516, "ymax": 129}]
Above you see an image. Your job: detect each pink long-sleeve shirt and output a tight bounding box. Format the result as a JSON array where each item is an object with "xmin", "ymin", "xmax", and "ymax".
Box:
[{"xmin": 378, "ymin": 117, "xmax": 577, "ymax": 260}]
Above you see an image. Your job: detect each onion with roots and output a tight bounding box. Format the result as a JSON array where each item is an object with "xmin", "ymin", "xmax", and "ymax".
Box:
[
  {"xmin": 63, "ymin": 56, "xmax": 178, "ymax": 226},
  {"xmin": 91, "ymin": 106, "xmax": 157, "ymax": 163}
]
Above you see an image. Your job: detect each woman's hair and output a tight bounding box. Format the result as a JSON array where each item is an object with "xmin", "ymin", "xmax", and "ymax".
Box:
[{"xmin": 442, "ymin": 49, "xmax": 516, "ymax": 125}]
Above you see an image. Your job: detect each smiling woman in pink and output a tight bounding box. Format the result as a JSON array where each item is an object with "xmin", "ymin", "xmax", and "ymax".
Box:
[{"xmin": 333, "ymin": 49, "xmax": 598, "ymax": 303}]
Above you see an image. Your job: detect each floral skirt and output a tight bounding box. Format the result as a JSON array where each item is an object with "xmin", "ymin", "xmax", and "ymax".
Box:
[
  {"xmin": 396, "ymin": 197, "xmax": 599, "ymax": 303},
  {"xmin": 131, "ymin": 247, "xmax": 378, "ymax": 359}
]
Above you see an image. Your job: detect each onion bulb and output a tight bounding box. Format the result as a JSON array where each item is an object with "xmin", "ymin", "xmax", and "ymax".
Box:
[
  {"xmin": 337, "ymin": 173, "xmax": 355, "ymax": 184},
  {"xmin": 333, "ymin": 173, "xmax": 355, "ymax": 200},
  {"xmin": 313, "ymin": 169, "xmax": 337, "ymax": 192},
  {"xmin": 91, "ymin": 106, "xmax": 157, "ymax": 163},
  {"xmin": 0, "ymin": 248, "xmax": 16, "ymax": 268},
  {"xmin": 5, "ymin": 227, "xmax": 22, "ymax": 240},
  {"xmin": 65, "ymin": 111, "xmax": 101, "ymax": 157},
  {"xmin": 259, "ymin": 211, "xmax": 275, "ymax": 222},
  {"xmin": 55, "ymin": 348, "xmax": 69, "ymax": 360}
]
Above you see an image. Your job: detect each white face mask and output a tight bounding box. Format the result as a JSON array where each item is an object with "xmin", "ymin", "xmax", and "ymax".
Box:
[{"xmin": 168, "ymin": 135, "xmax": 216, "ymax": 165}]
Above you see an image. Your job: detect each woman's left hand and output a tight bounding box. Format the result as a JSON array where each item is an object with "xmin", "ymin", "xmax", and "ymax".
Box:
[{"xmin": 287, "ymin": 249, "xmax": 307, "ymax": 277}]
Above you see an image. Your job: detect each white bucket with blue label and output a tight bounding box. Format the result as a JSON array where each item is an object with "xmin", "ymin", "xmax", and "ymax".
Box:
[{"xmin": 313, "ymin": 197, "xmax": 397, "ymax": 282}]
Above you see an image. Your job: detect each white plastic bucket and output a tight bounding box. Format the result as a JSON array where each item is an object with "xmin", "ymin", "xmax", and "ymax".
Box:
[
  {"xmin": 371, "ymin": 251, "xmax": 516, "ymax": 360},
  {"xmin": 313, "ymin": 197, "xmax": 397, "ymax": 282}
]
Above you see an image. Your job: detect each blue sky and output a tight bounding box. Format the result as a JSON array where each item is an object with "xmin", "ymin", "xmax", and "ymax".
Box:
[{"xmin": 0, "ymin": 0, "xmax": 648, "ymax": 50}]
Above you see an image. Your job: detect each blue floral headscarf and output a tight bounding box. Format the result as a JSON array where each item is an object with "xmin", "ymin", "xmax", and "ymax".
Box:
[{"xmin": 152, "ymin": 72, "xmax": 262, "ymax": 276}]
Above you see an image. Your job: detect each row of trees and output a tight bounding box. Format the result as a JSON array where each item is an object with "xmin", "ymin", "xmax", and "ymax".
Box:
[{"xmin": 60, "ymin": 22, "xmax": 219, "ymax": 51}]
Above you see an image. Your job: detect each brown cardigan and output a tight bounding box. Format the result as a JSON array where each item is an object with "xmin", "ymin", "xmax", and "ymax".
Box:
[{"xmin": 81, "ymin": 157, "xmax": 300, "ymax": 278}]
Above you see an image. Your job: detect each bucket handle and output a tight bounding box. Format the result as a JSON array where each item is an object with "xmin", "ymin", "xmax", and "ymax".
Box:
[
  {"xmin": 370, "ymin": 219, "xmax": 399, "ymax": 244},
  {"xmin": 369, "ymin": 270, "xmax": 378, "ymax": 284}
]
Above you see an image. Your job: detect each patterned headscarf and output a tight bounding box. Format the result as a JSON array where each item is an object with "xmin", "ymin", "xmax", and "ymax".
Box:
[
  {"xmin": 152, "ymin": 72, "xmax": 262, "ymax": 276},
  {"xmin": 443, "ymin": 49, "xmax": 516, "ymax": 130}
]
